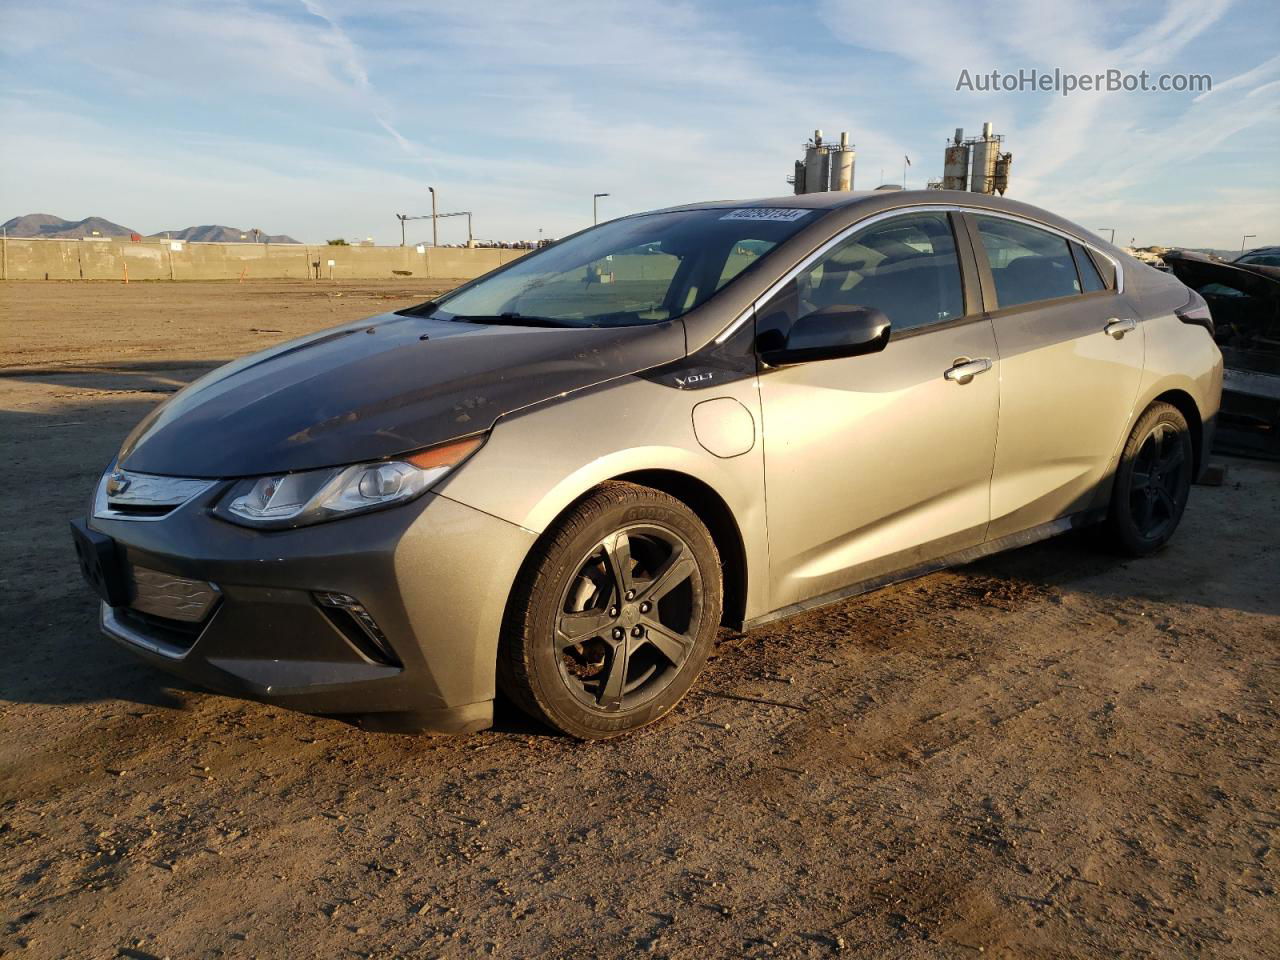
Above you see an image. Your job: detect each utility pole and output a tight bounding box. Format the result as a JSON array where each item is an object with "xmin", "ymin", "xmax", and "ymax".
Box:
[
  {"xmin": 1242, "ymin": 233, "xmax": 1256, "ymax": 252},
  {"xmin": 593, "ymin": 192, "xmax": 610, "ymax": 225},
  {"xmin": 1098, "ymin": 227, "xmax": 1115, "ymax": 245},
  {"xmin": 428, "ymin": 186, "xmax": 438, "ymax": 247}
]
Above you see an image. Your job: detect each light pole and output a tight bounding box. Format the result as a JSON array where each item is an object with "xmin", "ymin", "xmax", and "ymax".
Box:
[
  {"xmin": 397, "ymin": 214, "xmax": 407, "ymax": 246},
  {"xmin": 593, "ymin": 192, "xmax": 610, "ymax": 225},
  {"xmin": 1098, "ymin": 227, "xmax": 1115, "ymax": 245},
  {"xmin": 1241, "ymin": 233, "xmax": 1256, "ymax": 252},
  {"xmin": 428, "ymin": 186, "xmax": 438, "ymax": 247}
]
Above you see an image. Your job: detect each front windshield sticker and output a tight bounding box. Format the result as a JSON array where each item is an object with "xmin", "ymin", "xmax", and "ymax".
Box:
[{"xmin": 719, "ymin": 208, "xmax": 811, "ymax": 223}]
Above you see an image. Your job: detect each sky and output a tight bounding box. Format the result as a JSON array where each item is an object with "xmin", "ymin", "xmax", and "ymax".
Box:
[{"xmin": 1, "ymin": 0, "xmax": 1277, "ymax": 249}]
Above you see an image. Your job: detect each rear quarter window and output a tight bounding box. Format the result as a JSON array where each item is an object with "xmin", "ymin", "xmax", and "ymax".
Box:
[{"xmin": 1071, "ymin": 241, "xmax": 1107, "ymax": 293}]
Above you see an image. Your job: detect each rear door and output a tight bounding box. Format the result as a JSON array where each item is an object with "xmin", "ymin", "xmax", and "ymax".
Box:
[
  {"xmin": 757, "ymin": 210, "xmax": 1000, "ymax": 609},
  {"xmin": 963, "ymin": 213, "xmax": 1144, "ymax": 540}
]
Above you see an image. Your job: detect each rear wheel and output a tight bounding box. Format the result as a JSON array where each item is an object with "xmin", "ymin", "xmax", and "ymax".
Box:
[
  {"xmin": 498, "ymin": 482, "xmax": 722, "ymax": 739},
  {"xmin": 1102, "ymin": 402, "xmax": 1194, "ymax": 556}
]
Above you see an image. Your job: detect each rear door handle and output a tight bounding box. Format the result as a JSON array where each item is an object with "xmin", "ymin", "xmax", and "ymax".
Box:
[
  {"xmin": 944, "ymin": 357, "xmax": 993, "ymax": 384},
  {"xmin": 1104, "ymin": 317, "xmax": 1137, "ymax": 339}
]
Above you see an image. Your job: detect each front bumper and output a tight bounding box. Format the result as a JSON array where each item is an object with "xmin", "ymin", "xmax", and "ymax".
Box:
[{"xmin": 81, "ymin": 487, "xmax": 536, "ymax": 733}]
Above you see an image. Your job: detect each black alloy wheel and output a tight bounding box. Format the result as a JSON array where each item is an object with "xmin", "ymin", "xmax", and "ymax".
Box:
[
  {"xmin": 1104, "ymin": 401, "xmax": 1194, "ymax": 556},
  {"xmin": 555, "ymin": 524, "xmax": 703, "ymax": 713},
  {"xmin": 1128, "ymin": 420, "xmax": 1190, "ymax": 542},
  {"xmin": 498, "ymin": 482, "xmax": 722, "ymax": 739}
]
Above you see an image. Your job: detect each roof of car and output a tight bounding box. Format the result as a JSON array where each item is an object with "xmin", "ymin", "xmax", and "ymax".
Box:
[
  {"xmin": 652, "ymin": 189, "xmax": 1031, "ymax": 213},
  {"xmin": 636, "ymin": 190, "xmax": 1115, "ymax": 253}
]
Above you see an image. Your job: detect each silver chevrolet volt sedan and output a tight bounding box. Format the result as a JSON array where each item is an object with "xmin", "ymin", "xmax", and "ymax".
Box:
[{"xmin": 71, "ymin": 190, "xmax": 1222, "ymax": 738}]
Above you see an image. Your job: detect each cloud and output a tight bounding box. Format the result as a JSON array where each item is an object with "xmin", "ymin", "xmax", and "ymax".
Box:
[
  {"xmin": 1196, "ymin": 52, "xmax": 1280, "ymax": 102},
  {"xmin": 818, "ymin": 0, "xmax": 1278, "ymax": 245},
  {"xmin": 0, "ymin": 0, "xmax": 898, "ymax": 241},
  {"xmin": 1, "ymin": 0, "xmax": 1276, "ymax": 247},
  {"xmin": 294, "ymin": 0, "xmax": 435, "ymax": 167}
]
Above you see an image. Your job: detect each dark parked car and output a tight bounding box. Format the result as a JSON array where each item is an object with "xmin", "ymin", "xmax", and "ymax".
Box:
[{"xmin": 1162, "ymin": 248, "xmax": 1279, "ymax": 458}]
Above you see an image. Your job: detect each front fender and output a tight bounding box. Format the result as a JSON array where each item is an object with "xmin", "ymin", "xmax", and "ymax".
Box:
[{"xmin": 435, "ymin": 375, "xmax": 773, "ymax": 620}]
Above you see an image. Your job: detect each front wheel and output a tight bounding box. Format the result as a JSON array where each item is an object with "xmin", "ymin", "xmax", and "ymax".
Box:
[
  {"xmin": 1102, "ymin": 401, "xmax": 1194, "ymax": 556},
  {"xmin": 498, "ymin": 482, "xmax": 723, "ymax": 739}
]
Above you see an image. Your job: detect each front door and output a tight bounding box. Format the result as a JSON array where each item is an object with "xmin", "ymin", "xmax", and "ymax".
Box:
[
  {"xmin": 757, "ymin": 210, "xmax": 1001, "ymax": 610},
  {"xmin": 965, "ymin": 214, "xmax": 1146, "ymax": 539}
]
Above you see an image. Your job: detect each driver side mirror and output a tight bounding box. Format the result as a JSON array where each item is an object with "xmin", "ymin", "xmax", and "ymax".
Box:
[{"xmin": 759, "ymin": 304, "xmax": 891, "ymax": 366}]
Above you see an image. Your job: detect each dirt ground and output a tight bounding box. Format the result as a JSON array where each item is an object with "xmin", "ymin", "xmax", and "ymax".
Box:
[{"xmin": 1, "ymin": 280, "xmax": 1277, "ymax": 960}]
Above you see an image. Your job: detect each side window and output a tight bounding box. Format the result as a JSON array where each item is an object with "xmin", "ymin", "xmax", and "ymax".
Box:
[
  {"xmin": 757, "ymin": 212, "xmax": 965, "ymax": 343},
  {"xmin": 1071, "ymin": 241, "xmax": 1107, "ymax": 293},
  {"xmin": 974, "ymin": 216, "xmax": 1081, "ymax": 308}
]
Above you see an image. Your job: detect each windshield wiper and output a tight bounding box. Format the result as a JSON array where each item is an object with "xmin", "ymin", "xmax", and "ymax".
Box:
[{"xmin": 454, "ymin": 312, "xmax": 574, "ymax": 328}]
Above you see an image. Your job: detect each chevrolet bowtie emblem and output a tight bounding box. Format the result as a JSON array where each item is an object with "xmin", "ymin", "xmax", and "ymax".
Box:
[{"xmin": 106, "ymin": 471, "xmax": 131, "ymax": 496}]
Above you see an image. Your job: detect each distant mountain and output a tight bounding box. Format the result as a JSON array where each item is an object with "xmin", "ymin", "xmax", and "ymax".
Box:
[
  {"xmin": 2, "ymin": 214, "xmax": 300, "ymax": 244},
  {"xmin": 3, "ymin": 213, "xmax": 137, "ymax": 238},
  {"xmin": 148, "ymin": 225, "xmax": 300, "ymax": 244}
]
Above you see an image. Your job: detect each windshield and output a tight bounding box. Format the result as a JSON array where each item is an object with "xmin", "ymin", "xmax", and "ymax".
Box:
[{"xmin": 413, "ymin": 207, "xmax": 820, "ymax": 327}]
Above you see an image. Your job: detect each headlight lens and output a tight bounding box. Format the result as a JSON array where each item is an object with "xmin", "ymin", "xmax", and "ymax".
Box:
[{"xmin": 216, "ymin": 435, "xmax": 484, "ymax": 529}]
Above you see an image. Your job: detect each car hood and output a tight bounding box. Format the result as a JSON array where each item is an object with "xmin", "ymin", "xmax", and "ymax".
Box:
[{"xmin": 118, "ymin": 312, "xmax": 686, "ymax": 477}]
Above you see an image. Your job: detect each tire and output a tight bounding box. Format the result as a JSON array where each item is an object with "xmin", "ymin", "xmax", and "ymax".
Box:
[
  {"xmin": 1101, "ymin": 401, "xmax": 1194, "ymax": 556},
  {"xmin": 498, "ymin": 482, "xmax": 723, "ymax": 739}
]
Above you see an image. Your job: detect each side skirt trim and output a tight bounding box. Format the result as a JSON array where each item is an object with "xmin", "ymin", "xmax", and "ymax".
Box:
[{"xmin": 743, "ymin": 510, "xmax": 1105, "ymax": 630}]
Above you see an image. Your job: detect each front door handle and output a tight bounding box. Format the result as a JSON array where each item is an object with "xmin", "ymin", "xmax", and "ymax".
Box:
[
  {"xmin": 944, "ymin": 357, "xmax": 993, "ymax": 384},
  {"xmin": 1104, "ymin": 317, "xmax": 1137, "ymax": 339}
]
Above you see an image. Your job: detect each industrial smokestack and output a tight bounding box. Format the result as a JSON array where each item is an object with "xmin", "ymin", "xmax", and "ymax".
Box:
[
  {"xmin": 790, "ymin": 127, "xmax": 855, "ymax": 193},
  {"xmin": 830, "ymin": 132, "xmax": 854, "ymax": 191}
]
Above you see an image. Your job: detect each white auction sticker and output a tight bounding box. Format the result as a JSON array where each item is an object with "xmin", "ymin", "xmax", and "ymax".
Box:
[{"xmin": 719, "ymin": 208, "xmax": 811, "ymax": 222}]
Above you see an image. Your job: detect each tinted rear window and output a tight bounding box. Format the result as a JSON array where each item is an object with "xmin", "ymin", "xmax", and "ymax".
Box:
[{"xmin": 974, "ymin": 215, "xmax": 1081, "ymax": 309}]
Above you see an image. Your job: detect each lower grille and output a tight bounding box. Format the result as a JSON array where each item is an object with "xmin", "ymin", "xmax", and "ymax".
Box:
[
  {"xmin": 130, "ymin": 566, "xmax": 220, "ymax": 623},
  {"xmin": 103, "ymin": 567, "xmax": 220, "ymax": 657},
  {"xmin": 115, "ymin": 606, "xmax": 205, "ymax": 653}
]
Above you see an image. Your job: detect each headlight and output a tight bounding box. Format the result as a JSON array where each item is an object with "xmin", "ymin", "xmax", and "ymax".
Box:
[{"xmin": 215, "ymin": 435, "xmax": 484, "ymax": 529}]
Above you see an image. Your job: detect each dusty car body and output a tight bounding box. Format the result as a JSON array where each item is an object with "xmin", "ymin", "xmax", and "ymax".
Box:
[{"xmin": 72, "ymin": 190, "xmax": 1222, "ymax": 737}]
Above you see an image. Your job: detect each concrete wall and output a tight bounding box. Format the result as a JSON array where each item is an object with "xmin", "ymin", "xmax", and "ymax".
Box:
[{"xmin": 0, "ymin": 237, "xmax": 527, "ymax": 282}]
